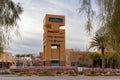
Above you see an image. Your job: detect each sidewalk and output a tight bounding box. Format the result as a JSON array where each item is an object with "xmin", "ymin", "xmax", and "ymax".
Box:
[{"xmin": 0, "ymin": 75, "xmax": 120, "ymax": 80}]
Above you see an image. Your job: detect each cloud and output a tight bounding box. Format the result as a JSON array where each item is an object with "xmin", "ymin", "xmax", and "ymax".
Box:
[
  {"xmin": 46, "ymin": 0, "xmax": 75, "ymax": 12},
  {"xmin": 9, "ymin": 0, "xmax": 91, "ymax": 55},
  {"xmin": 9, "ymin": 35, "xmax": 43, "ymax": 55}
]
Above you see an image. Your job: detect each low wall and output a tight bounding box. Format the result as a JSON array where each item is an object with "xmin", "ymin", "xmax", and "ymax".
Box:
[
  {"xmin": 82, "ymin": 68, "xmax": 120, "ymax": 74},
  {"xmin": 10, "ymin": 66, "xmax": 78, "ymax": 73}
]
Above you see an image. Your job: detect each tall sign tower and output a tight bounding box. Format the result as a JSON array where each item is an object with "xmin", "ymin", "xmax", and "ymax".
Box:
[{"xmin": 43, "ymin": 14, "xmax": 65, "ymax": 66}]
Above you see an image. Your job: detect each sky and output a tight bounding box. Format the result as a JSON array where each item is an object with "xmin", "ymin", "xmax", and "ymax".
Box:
[{"xmin": 8, "ymin": 0, "xmax": 95, "ymax": 55}]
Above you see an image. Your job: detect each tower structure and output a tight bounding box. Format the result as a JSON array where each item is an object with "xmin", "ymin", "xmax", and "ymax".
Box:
[{"xmin": 43, "ymin": 14, "xmax": 65, "ymax": 66}]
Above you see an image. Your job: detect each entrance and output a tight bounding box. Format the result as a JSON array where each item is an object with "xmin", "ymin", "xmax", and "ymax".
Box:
[{"xmin": 51, "ymin": 60, "xmax": 60, "ymax": 66}]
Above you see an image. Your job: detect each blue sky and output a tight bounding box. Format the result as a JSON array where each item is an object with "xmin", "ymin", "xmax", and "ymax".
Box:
[{"xmin": 8, "ymin": 0, "xmax": 94, "ymax": 55}]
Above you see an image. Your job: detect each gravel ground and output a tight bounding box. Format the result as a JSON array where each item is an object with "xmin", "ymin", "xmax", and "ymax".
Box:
[{"xmin": 0, "ymin": 75, "xmax": 120, "ymax": 80}]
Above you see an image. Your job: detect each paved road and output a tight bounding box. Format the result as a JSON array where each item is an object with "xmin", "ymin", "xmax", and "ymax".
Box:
[{"xmin": 1, "ymin": 75, "xmax": 120, "ymax": 80}]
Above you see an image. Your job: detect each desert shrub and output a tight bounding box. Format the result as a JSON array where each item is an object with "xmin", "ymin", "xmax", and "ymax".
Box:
[
  {"xmin": 56, "ymin": 72, "xmax": 62, "ymax": 76},
  {"xmin": 17, "ymin": 72, "xmax": 25, "ymax": 76},
  {"xmin": 25, "ymin": 73, "xmax": 33, "ymax": 76},
  {"xmin": 68, "ymin": 70, "xmax": 77, "ymax": 76},
  {"xmin": 85, "ymin": 73, "xmax": 98, "ymax": 76},
  {"xmin": 38, "ymin": 71, "xmax": 54, "ymax": 76},
  {"xmin": 91, "ymin": 70, "xmax": 96, "ymax": 74},
  {"xmin": 0, "ymin": 72, "xmax": 10, "ymax": 75},
  {"xmin": 85, "ymin": 70, "xmax": 98, "ymax": 76},
  {"xmin": 79, "ymin": 71, "xmax": 83, "ymax": 75},
  {"xmin": 63, "ymin": 71, "xmax": 69, "ymax": 75},
  {"xmin": 17, "ymin": 72, "xmax": 33, "ymax": 76},
  {"xmin": 10, "ymin": 72, "xmax": 16, "ymax": 74}
]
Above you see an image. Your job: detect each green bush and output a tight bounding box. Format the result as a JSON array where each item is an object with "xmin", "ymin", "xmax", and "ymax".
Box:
[
  {"xmin": 0, "ymin": 72, "xmax": 10, "ymax": 75},
  {"xmin": 10, "ymin": 72, "xmax": 16, "ymax": 75},
  {"xmin": 114, "ymin": 73, "xmax": 120, "ymax": 76},
  {"xmin": 68, "ymin": 70, "xmax": 77, "ymax": 76},
  {"xmin": 17, "ymin": 72, "xmax": 33, "ymax": 76},
  {"xmin": 25, "ymin": 73, "xmax": 33, "ymax": 76},
  {"xmin": 17, "ymin": 72, "xmax": 25, "ymax": 76},
  {"xmin": 104, "ymin": 72, "xmax": 114, "ymax": 76},
  {"xmin": 63, "ymin": 71, "xmax": 69, "ymax": 75},
  {"xmin": 91, "ymin": 70, "xmax": 95, "ymax": 74},
  {"xmin": 85, "ymin": 70, "xmax": 98, "ymax": 76},
  {"xmin": 85, "ymin": 73, "xmax": 98, "ymax": 76},
  {"xmin": 56, "ymin": 72, "xmax": 62, "ymax": 76},
  {"xmin": 79, "ymin": 71, "xmax": 83, "ymax": 75},
  {"xmin": 38, "ymin": 71, "xmax": 55, "ymax": 76}
]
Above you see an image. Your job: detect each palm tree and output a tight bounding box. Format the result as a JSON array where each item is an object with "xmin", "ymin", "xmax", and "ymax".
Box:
[
  {"xmin": 79, "ymin": 0, "xmax": 120, "ymax": 50},
  {"xmin": 79, "ymin": 0, "xmax": 120, "ymax": 69},
  {"xmin": 0, "ymin": 0, "xmax": 23, "ymax": 51},
  {"xmin": 90, "ymin": 34, "xmax": 106, "ymax": 71}
]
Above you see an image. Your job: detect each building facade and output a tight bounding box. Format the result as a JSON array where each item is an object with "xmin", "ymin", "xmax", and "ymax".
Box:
[
  {"xmin": 0, "ymin": 52, "xmax": 13, "ymax": 68},
  {"xmin": 43, "ymin": 14, "xmax": 66, "ymax": 66},
  {"xmin": 66, "ymin": 49, "xmax": 93, "ymax": 67}
]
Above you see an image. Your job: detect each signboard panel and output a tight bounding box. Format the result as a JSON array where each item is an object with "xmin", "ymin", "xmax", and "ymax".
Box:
[{"xmin": 49, "ymin": 17, "xmax": 63, "ymax": 22}]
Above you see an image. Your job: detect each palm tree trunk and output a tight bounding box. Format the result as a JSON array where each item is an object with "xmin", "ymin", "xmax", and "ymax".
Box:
[{"xmin": 101, "ymin": 48, "xmax": 105, "ymax": 72}]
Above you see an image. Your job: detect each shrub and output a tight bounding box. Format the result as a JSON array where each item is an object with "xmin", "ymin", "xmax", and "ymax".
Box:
[
  {"xmin": 68, "ymin": 70, "xmax": 77, "ymax": 76},
  {"xmin": 56, "ymin": 72, "xmax": 62, "ymax": 76},
  {"xmin": 25, "ymin": 73, "xmax": 33, "ymax": 76},
  {"xmin": 0, "ymin": 72, "xmax": 10, "ymax": 75},
  {"xmin": 17, "ymin": 72, "xmax": 33, "ymax": 76},
  {"xmin": 85, "ymin": 73, "xmax": 98, "ymax": 76},
  {"xmin": 63, "ymin": 71, "xmax": 69, "ymax": 75},
  {"xmin": 104, "ymin": 72, "xmax": 114, "ymax": 76},
  {"xmin": 91, "ymin": 70, "xmax": 95, "ymax": 74},
  {"xmin": 17, "ymin": 72, "xmax": 25, "ymax": 76},
  {"xmin": 79, "ymin": 71, "xmax": 83, "ymax": 75},
  {"xmin": 10, "ymin": 72, "xmax": 16, "ymax": 75},
  {"xmin": 85, "ymin": 70, "xmax": 98, "ymax": 76},
  {"xmin": 114, "ymin": 73, "xmax": 120, "ymax": 76},
  {"xmin": 38, "ymin": 71, "xmax": 55, "ymax": 76}
]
